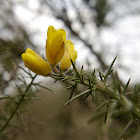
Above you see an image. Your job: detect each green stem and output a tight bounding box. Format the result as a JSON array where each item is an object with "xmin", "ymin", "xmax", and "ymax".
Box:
[
  {"xmin": 53, "ymin": 66, "xmax": 60, "ymax": 74},
  {"xmin": 51, "ymin": 70, "xmax": 140, "ymax": 120},
  {"xmin": 62, "ymin": 74, "xmax": 140, "ymax": 119},
  {"xmin": 96, "ymin": 82, "xmax": 120, "ymax": 100},
  {"xmin": 96, "ymin": 82, "xmax": 140, "ymax": 119},
  {"xmin": 0, "ymin": 75, "xmax": 37, "ymax": 134}
]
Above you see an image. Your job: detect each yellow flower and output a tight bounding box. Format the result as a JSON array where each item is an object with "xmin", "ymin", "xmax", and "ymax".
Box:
[
  {"xmin": 21, "ymin": 48, "xmax": 52, "ymax": 76},
  {"xmin": 46, "ymin": 26, "xmax": 66, "ymax": 66},
  {"xmin": 59, "ymin": 40, "xmax": 77, "ymax": 71}
]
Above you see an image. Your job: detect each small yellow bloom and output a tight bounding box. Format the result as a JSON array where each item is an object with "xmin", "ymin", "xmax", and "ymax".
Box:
[
  {"xmin": 59, "ymin": 40, "xmax": 77, "ymax": 71},
  {"xmin": 21, "ymin": 48, "xmax": 52, "ymax": 76},
  {"xmin": 46, "ymin": 26, "xmax": 66, "ymax": 66}
]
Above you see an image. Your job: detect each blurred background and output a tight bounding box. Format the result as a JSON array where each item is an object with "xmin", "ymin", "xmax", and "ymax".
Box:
[{"xmin": 0, "ymin": 0, "xmax": 140, "ymax": 139}]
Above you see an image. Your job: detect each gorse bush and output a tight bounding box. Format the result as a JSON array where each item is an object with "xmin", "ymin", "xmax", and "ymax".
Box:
[{"xmin": 0, "ymin": 26, "xmax": 140, "ymax": 140}]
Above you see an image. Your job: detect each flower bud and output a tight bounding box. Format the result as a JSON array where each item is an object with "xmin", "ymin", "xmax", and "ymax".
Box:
[
  {"xmin": 59, "ymin": 40, "xmax": 77, "ymax": 71},
  {"xmin": 21, "ymin": 48, "xmax": 52, "ymax": 76},
  {"xmin": 46, "ymin": 26, "xmax": 66, "ymax": 66}
]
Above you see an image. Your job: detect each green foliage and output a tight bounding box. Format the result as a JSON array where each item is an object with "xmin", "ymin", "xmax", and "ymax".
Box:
[
  {"xmin": 0, "ymin": 57, "xmax": 140, "ymax": 139},
  {"xmin": 51, "ymin": 57, "xmax": 140, "ymax": 139}
]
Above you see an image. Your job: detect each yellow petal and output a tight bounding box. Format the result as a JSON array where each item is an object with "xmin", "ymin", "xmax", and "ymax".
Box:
[
  {"xmin": 21, "ymin": 48, "xmax": 52, "ymax": 76},
  {"xmin": 59, "ymin": 40, "xmax": 77, "ymax": 71},
  {"xmin": 46, "ymin": 26, "xmax": 66, "ymax": 66},
  {"xmin": 47, "ymin": 26, "xmax": 56, "ymax": 44},
  {"xmin": 26, "ymin": 48, "xmax": 36, "ymax": 54}
]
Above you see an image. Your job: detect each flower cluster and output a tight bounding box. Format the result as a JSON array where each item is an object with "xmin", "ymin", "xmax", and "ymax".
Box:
[{"xmin": 21, "ymin": 26, "xmax": 77, "ymax": 76}]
